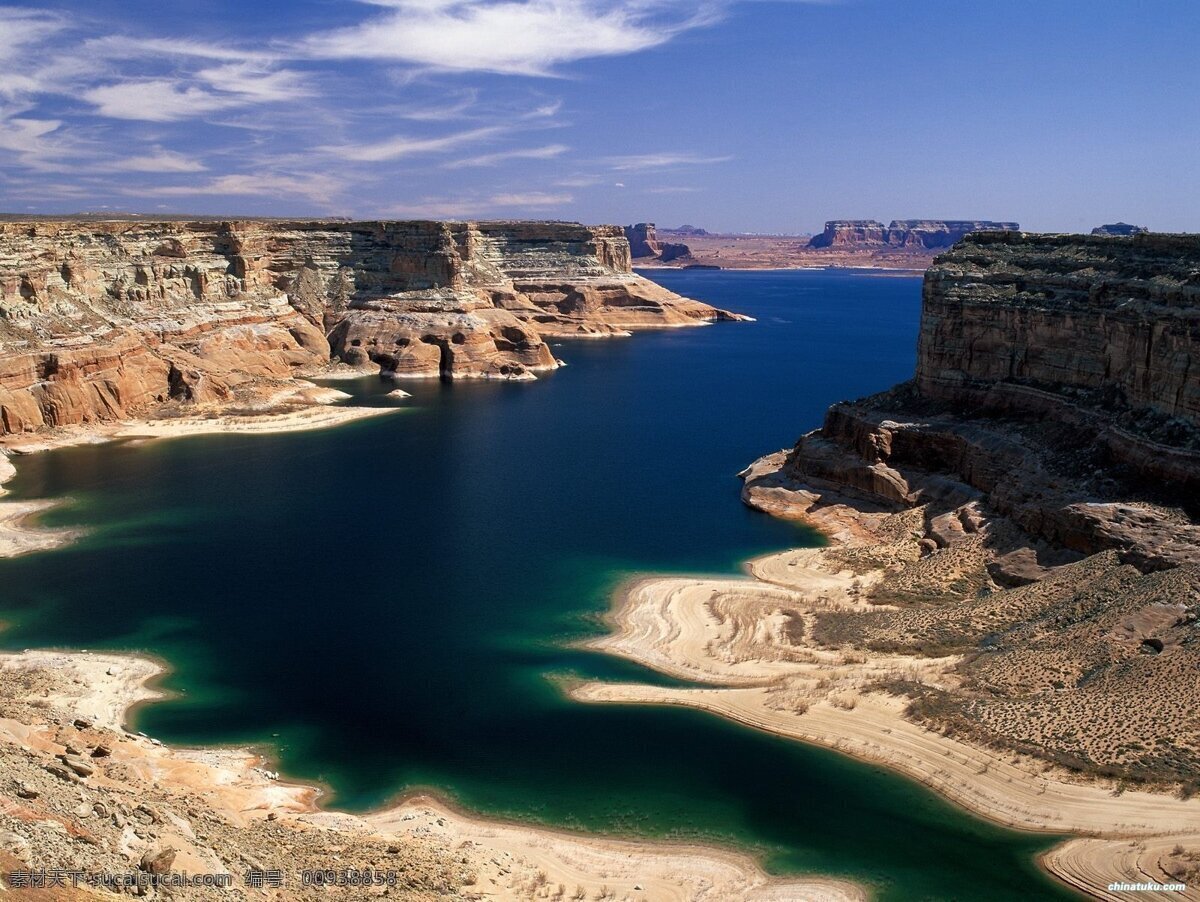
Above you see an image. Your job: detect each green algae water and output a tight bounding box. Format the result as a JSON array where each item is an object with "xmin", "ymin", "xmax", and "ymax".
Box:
[{"xmin": 0, "ymin": 270, "xmax": 1072, "ymax": 900}]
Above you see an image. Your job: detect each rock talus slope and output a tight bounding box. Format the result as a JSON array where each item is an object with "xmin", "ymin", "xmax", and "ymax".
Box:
[
  {"xmin": 743, "ymin": 231, "xmax": 1200, "ymax": 794},
  {"xmin": 0, "ymin": 220, "xmax": 739, "ymax": 435}
]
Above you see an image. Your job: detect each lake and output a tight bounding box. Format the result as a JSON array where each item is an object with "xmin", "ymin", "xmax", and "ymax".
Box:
[{"xmin": 0, "ymin": 269, "xmax": 1071, "ymax": 900}]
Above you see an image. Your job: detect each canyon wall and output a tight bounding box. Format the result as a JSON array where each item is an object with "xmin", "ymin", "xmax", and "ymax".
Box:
[
  {"xmin": 763, "ymin": 231, "xmax": 1200, "ymax": 569},
  {"xmin": 917, "ymin": 231, "xmax": 1200, "ymax": 426},
  {"xmin": 807, "ymin": 220, "xmax": 888, "ymax": 248},
  {"xmin": 0, "ymin": 219, "xmax": 736, "ymax": 435},
  {"xmin": 740, "ymin": 233, "xmax": 1200, "ymax": 814},
  {"xmin": 808, "ymin": 219, "xmax": 1019, "ymax": 250}
]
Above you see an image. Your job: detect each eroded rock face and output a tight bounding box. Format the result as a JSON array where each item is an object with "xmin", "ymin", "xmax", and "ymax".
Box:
[
  {"xmin": 917, "ymin": 231, "xmax": 1200, "ymax": 425},
  {"xmin": 886, "ymin": 220, "xmax": 1020, "ymax": 249},
  {"xmin": 0, "ymin": 220, "xmax": 737, "ymax": 434},
  {"xmin": 807, "ymin": 220, "xmax": 889, "ymax": 248},
  {"xmin": 623, "ymin": 222, "xmax": 692, "ymax": 262},
  {"xmin": 742, "ymin": 230, "xmax": 1200, "ymax": 797},
  {"xmin": 774, "ymin": 231, "xmax": 1200, "ymax": 570}
]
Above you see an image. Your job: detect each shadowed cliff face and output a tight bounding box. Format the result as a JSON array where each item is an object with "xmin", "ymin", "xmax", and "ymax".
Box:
[
  {"xmin": 775, "ymin": 231, "xmax": 1200, "ymax": 569},
  {"xmin": 0, "ymin": 220, "xmax": 736, "ymax": 434},
  {"xmin": 918, "ymin": 231, "xmax": 1200, "ymax": 426}
]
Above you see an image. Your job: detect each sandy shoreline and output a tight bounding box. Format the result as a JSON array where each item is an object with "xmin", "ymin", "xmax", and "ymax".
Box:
[
  {"xmin": 0, "ymin": 647, "xmax": 864, "ymax": 901},
  {"xmin": 0, "ymin": 402, "xmax": 864, "ymax": 900},
  {"xmin": 573, "ymin": 478, "xmax": 1200, "ymax": 900},
  {"xmin": 3, "ymin": 383, "xmax": 1193, "ymax": 898}
]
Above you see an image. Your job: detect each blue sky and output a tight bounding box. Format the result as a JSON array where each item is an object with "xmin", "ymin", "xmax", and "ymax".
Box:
[{"xmin": 1, "ymin": 0, "xmax": 1197, "ymax": 232}]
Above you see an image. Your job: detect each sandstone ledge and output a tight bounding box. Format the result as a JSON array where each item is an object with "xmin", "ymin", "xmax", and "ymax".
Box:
[{"xmin": 0, "ymin": 219, "xmax": 743, "ymax": 438}]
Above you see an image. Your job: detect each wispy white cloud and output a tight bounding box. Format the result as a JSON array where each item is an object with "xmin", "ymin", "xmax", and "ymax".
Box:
[
  {"xmin": 198, "ymin": 63, "xmax": 310, "ymax": 104},
  {"xmin": 525, "ymin": 100, "xmax": 563, "ymax": 119},
  {"xmin": 83, "ymin": 65, "xmax": 311, "ymax": 122},
  {"xmin": 0, "ymin": 0, "xmax": 744, "ymax": 214},
  {"xmin": 382, "ymin": 188, "xmax": 573, "ymax": 219},
  {"xmin": 0, "ymin": 8, "xmax": 64, "ymax": 64},
  {"xmin": 109, "ymin": 149, "xmax": 207, "ymax": 173},
  {"xmin": 84, "ymin": 81, "xmax": 242, "ymax": 121},
  {"xmin": 554, "ymin": 175, "xmax": 603, "ymax": 188},
  {"xmin": 300, "ymin": 0, "xmax": 723, "ymax": 76},
  {"xmin": 137, "ymin": 172, "xmax": 343, "ymax": 204},
  {"xmin": 318, "ymin": 125, "xmax": 507, "ymax": 162},
  {"xmin": 443, "ymin": 143, "xmax": 568, "ymax": 168},
  {"xmin": 605, "ymin": 152, "xmax": 733, "ymax": 171},
  {"xmin": 488, "ymin": 191, "xmax": 572, "ymax": 206},
  {"xmin": 387, "ymin": 88, "xmax": 479, "ymax": 121},
  {"xmin": 80, "ymin": 35, "xmax": 282, "ymax": 64},
  {"xmin": 0, "ymin": 112, "xmax": 65, "ymax": 157}
]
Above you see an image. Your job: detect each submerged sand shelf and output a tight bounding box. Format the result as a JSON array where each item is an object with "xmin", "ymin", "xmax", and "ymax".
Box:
[
  {"xmin": 573, "ymin": 466, "xmax": 1200, "ymax": 901},
  {"xmin": 0, "ymin": 400, "xmax": 866, "ymax": 901},
  {"xmin": 0, "ymin": 648, "xmax": 864, "ymax": 901}
]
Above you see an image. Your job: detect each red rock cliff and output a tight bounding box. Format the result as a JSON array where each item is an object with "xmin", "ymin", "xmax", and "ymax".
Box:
[
  {"xmin": 757, "ymin": 231, "xmax": 1200, "ymax": 570},
  {"xmin": 0, "ymin": 219, "xmax": 738, "ymax": 435}
]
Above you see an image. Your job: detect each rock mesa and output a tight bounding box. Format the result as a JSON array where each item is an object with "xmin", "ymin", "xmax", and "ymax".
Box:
[
  {"xmin": 0, "ymin": 220, "xmax": 740, "ymax": 435},
  {"xmin": 808, "ymin": 219, "xmax": 1020, "ymax": 250}
]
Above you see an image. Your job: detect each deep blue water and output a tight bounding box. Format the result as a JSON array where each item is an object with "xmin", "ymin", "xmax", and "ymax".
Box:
[{"xmin": 0, "ymin": 270, "xmax": 1072, "ymax": 899}]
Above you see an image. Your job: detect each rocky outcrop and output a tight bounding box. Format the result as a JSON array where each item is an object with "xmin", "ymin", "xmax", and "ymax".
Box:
[
  {"xmin": 741, "ymin": 232, "xmax": 1200, "ymax": 808},
  {"xmin": 659, "ymin": 225, "xmax": 710, "ymax": 238},
  {"xmin": 885, "ymin": 220, "xmax": 1020, "ymax": 249},
  {"xmin": 623, "ymin": 223, "xmax": 692, "ymax": 262},
  {"xmin": 1092, "ymin": 222, "xmax": 1149, "ymax": 237},
  {"xmin": 807, "ymin": 220, "xmax": 1018, "ymax": 250},
  {"xmin": 807, "ymin": 220, "xmax": 889, "ymax": 248},
  {"xmin": 758, "ymin": 231, "xmax": 1200, "ymax": 571},
  {"xmin": 0, "ymin": 220, "xmax": 739, "ymax": 435},
  {"xmin": 917, "ymin": 231, "xmax": 1200, "ymax": 426}
]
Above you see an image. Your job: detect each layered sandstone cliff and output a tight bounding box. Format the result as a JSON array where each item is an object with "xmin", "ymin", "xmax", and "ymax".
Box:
[
  {"xmin": 0, "ymin": 220, "xmax": 738, "ymax": 435},
  {"xmin": 807, "ymin": 220, "xmax": 889, "ymax": 248},
  {"xmin": 808, "ymin": 219, "xmax": 1019, "ymax": 250},
  {"xmin": 917, "ymin": 231, "xmax": 1200, "ymax": 428},
  {"xmin": 764, "ymin": 231, "xmax": 1200, "ymax": 568},
  {"xmin": 739, "ymin": 231, "xmax": 1200, "ymax": 808}
]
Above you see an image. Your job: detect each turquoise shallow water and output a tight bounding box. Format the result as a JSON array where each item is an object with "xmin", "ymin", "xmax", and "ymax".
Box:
[{"xmin": 0, "ymin": 270, "xmax": 1073, "ymax": 899}]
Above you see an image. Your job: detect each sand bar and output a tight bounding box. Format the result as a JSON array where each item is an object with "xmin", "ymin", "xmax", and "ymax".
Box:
[
  {"xmin": 577, "ymin": 511, "xmax": 1200, "ymax": 899},
  {"xmin": 0, "ymin": 647, "xmax": 865, "ymax": 901}
]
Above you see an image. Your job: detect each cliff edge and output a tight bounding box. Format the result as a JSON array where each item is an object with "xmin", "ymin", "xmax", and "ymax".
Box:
[
  {"xmin": 743, "ymin": 230, "xmax": 1200, "ymax": 796},
  {"xmin": 0, "ymin": 220, "xmax": 740, "ymax": 436}
]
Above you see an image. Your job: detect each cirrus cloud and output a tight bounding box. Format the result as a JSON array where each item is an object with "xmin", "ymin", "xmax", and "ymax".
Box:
[{"xmin": 0, "ymin": 0, "xmax": 747, "ymax": 216}]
